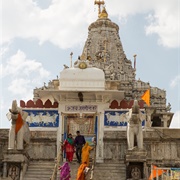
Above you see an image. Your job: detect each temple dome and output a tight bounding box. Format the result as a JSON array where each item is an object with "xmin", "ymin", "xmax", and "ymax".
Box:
[{"xmin": 59, "ymin": 60, "xmax": 105, "ymax": 91}]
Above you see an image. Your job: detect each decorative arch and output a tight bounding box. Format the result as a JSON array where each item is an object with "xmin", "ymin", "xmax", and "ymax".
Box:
[
  {"xmin": 20, "ymin": 99, "xmax": 59, "ymax": 108},
  {"xmin": 119, "ymin": 99, "xmax": 129, "ymax": 109},
  {"xmin": 36, "ymin": 99, "xmax": 43, "ymax": 108},
  {"xmin": 52, "ymin": 102, "xmax": 58, "ymax": 108},
  {"xmin": 109, "ymin": 100, "xmax": 118, "ymax": 109},
  {"xmin": 20, "ymin": 100, "xmax": 26, "ymax": 108},
  {"xmin": 27, "ymin": 100, "xmax": 35, "ymax": 108},
  {"xmin": 44, "ymin": 99, "xmax": 52, "ymax": 108}
]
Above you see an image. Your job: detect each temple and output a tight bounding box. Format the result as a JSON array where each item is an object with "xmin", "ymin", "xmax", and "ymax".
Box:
[{"xmin": 0, "ymin": 1, "xmax": 180, "ymax": 180}]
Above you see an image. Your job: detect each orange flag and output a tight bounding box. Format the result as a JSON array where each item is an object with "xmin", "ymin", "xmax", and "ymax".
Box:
[
  {"xmin": 15, "ymin": 113, "xmax": 24, "ymax": 134},
  {"xmin": 141, "ymin": 89, "xmax": 150, "ymax": 106},
  {"xmin": 149, "ymin": 165, "xmax": 165, "ymax": 180}
]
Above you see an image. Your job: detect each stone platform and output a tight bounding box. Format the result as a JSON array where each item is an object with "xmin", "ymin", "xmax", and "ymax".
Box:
[
  {"xmin": 2, "ymin": 150, "xmax": 29, "ymax": 180},
  {"xmin": 125, "ymin": 148, "xmax": 147, "ymax": 162}
]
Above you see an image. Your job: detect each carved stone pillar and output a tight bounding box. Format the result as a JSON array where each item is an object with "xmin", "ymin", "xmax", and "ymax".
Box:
[
  {"xmin": 161, "ymin": 114, "xmax": 171, "ymax": 127},
  {"xmin": 20, "ymin": 162, "xmax": 24, "ymax": 180},
  {"xmin": 96, "ymin": 111, "xmax": 104, "ymax": 163},
  {"xmin": 21, "ymin": 162, "xmax": 28, "ymax": 180},
  {"xmin": 57, "ymin": 110, "xmax": 63, "ymax": 152},
  {"xmin": 3, "ymin": 162, "xmax": 7, "ymax": 178},
  {"xmin": 145, "ymin": 107, "xmax": 155, "ymax": 128}
]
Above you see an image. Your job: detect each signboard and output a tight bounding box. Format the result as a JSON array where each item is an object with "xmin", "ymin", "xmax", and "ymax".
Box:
[{"xmin": 65, "ymin": 105, "xmax": 97, "ymax": 112}]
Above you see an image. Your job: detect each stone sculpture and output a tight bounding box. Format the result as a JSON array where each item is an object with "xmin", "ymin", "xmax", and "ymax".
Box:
[
  {"xmin": 166, "ymin": 102, "xmax": 171, "ymax": 112},
  {"xmin": 126, "ymin": 100, "xmax": 144, "ymax": 150},
  {"xmin": 7, "ymin": 100, "xmax": 30, "ymax": 150}
]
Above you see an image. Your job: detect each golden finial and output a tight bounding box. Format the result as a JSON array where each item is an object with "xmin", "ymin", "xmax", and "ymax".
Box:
[
  {"xmin": 99, "ymin": 7, "xmax": 108, "ymax": 18},
  {"xmin": 94, "ymin": 0, "xmax": 105, "ymax": 18}
]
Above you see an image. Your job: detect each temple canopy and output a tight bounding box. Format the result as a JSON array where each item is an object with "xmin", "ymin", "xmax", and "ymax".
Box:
[{"xmin": 59, "ymin": 60, "xmax": 105, "ymax": 91}]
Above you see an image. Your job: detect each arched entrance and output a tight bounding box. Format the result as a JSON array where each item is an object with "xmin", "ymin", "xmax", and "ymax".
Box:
[{"xmin": 62, "ymin": 113, "xmax": 97, "ymax": 144}]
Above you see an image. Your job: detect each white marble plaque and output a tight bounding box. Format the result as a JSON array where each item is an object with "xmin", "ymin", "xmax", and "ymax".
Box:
[{"xmin": 65, "ymin": 105, "xmax": 97, "ymax": 112}]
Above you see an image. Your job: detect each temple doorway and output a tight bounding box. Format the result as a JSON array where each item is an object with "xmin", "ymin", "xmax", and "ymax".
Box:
[{"xmin": 63, "ymin": 113, "xmax": 97, "ymax": 144}]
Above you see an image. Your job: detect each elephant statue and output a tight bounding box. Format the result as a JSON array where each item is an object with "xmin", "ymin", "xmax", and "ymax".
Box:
[
  {"xmin": 126, "ymin": 100, "xmax": 144, "ymax": 150},
  {"xmin": 7, "ymin": 100, "xmax": 30, "ymax": 150}
]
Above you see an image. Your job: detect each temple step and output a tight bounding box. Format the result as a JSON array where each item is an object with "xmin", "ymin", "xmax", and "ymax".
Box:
[
  {"xmin": 92, "ymin": 160, "xmax": 126, "ymax": 180},
  {"xmin": 24, "ymin": 160, "xmax": 54, "ymax": 180}
]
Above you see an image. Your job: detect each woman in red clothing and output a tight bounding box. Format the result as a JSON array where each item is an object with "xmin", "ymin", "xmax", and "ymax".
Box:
[{"xmin": 63, "ymin": 133, "xmax": 75, "ymax": 162}]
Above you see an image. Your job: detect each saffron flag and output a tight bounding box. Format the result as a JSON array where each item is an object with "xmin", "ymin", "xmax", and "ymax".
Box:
[
  {"xmin": 149, "ymin": 165, "xmax": 165, "ymax": 180},
  {"xmin": 141, "ymin": 89, "xmax": 150, "ymax": 106}
]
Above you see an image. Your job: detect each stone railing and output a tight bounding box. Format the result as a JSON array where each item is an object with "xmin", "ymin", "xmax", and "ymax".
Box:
[
  {"xmin": 50, "ymin": 139, "xmax": 63, "ymax": 180},
  {"xmin": 90, "ymin": 138, "xmax": 97, "ymax": 180}
]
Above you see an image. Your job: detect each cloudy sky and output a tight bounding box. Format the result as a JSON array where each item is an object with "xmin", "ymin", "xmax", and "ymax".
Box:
[{"xmin": 0, "ymin": 0, "xmax": 179, "ymax": 128}]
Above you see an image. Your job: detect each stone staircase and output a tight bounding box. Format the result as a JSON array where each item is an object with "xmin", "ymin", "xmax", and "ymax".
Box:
[
  {"xmin": 92, "ymin": 160, "xmax": 126, "ymax": 180},
  {"xmin": 24, "ymin": 159, "xmax": 126, "ymax": 180},
  {"xmin": 23, "ymin": 159, "xmax": 82, "ymax": 180},
  {"xmin": 24, "ymin": 160, "xmax": 54, "ymax": 180},
  {"xmin": 67, "ymin": 160, "xmax": 126, "ymax": 180}
]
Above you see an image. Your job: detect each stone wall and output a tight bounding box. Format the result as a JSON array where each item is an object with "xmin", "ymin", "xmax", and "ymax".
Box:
[
  {"xmin": 104, "ymin": 129, "xmax": 180, "ymax": 167},
  {"xmin": 0, "ymin": 129, "xmax": 57, "ymax": 178},
  {"xmin": 1, "ymin": 128, "xmax": 180, "ymax": 165},
  {"xmin": 0, "ymin": 129, "xmax": 9, "ymax": 176},
  {"xmin": 104, "ymin": 130, "xmax": 127, "ymax": 161},
  {"xmin": 28, "ymin": 130, "xmax": 57, "ymax": 160},
  {"xmin": 0, "ymin": 129, "xmax": 57, "ymax": 161}
]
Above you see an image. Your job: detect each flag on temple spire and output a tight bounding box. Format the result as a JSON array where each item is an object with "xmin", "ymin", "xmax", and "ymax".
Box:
[{"xmin": 141, "ymin": 89, "xmax": 150, "ymax": 106}]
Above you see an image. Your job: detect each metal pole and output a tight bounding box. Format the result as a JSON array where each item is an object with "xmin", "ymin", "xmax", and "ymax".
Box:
[{"xmin": 70, "ymin": 52, "xmax": 73, "ymax": 67}]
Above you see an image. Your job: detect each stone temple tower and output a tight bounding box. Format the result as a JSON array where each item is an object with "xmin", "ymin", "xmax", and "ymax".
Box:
[
  {"xmin": 81, "ymin": 6, "xmax": 135, "ymax": 83},
  {"xmin": 81, "ymin": 4, "xmax": 173, "ymax": 127}
]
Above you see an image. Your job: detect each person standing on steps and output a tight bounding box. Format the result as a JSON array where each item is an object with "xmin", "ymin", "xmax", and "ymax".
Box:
[
  {"xmin": 63, "ymin": 133, "xmax": 75, "ymax": 162},
  {"xmin": 81, "ymin": 142, "xmax": 93, "ymax": 167},
  {"xmin": 74, "ymin": 131, "xmax": 86, "ymax": 163}
]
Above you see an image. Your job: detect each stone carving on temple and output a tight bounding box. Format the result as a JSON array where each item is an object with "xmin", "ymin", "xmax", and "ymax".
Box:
[
  {"xmin": 26, "ymin": 112, "xmax": 58, "ymax": 127},
  {"xmin": 126, "ymin": 100, "xmax": 144, "ymax": 150},
  {"xmin": 105, "ymin": 112, "xmax": 129, "ymax": 125},
  {"xmin": 166, "ymin": 102, "xmax": 171, "ymax": 112},
  {"xmin": 8, "ymin": 165, "xmax": 20, "ymax": 180},
  {"xmin": 131, "ymin": 166, "xmax": 141, "ymax": 180},
  {"xmin": 7, "ymin": 100, "xmax": 30, "ymax": 150}
]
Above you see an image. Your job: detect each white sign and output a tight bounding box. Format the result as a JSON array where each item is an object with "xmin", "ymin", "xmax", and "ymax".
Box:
[{"xmin": 65, "ymin": 105, "xmax": 97, "ymax": 112}]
